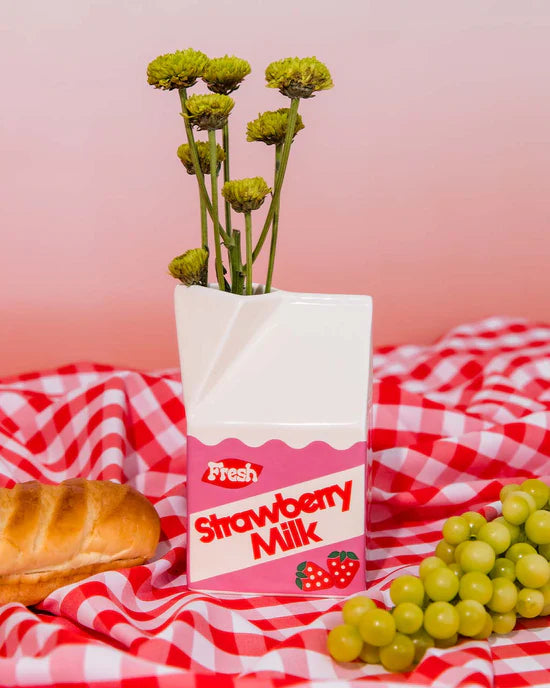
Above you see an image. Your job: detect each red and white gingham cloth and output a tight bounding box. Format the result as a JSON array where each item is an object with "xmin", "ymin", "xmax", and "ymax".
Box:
[{"xmin": 1, "ymin": 316, "xmax": 550, "ymax": 688}]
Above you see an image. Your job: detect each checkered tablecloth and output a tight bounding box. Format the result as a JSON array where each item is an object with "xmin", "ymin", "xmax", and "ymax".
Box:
[{"xmin": 1, "ymin": 316, "xmax": 550, "ymax": 687}]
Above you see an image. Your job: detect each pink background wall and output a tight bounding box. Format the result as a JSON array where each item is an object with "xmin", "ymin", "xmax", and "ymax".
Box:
[{"xmin": 1, "ymin": 1, "xmax": 549, "ymax": 376}]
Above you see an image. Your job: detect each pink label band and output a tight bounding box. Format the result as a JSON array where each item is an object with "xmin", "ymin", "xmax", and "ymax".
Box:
[{"xmin": 186, "ymin": 437, "xmax": 368, "ymax": 596}]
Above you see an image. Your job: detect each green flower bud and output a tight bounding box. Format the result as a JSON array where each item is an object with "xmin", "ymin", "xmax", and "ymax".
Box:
[
  {"xmin": 222, "ymin": 177, "xmax": 271, "ymax": 213},
  {"xmin": 177, "ymin": 142, "xmax": 226, "ymax": 175},
  {"xmin": 202, "ymin": 55, "xmax": 251, "ymax": 95},
  {"xmin": 147, "ymin": 49, "xmax": 209, "ymax": 90},
  {"xmin": 265, "ymin": 56, "xmax": 333, "ymax": 99},
  {"xmin": 168, "ymin": 248, "xmax": 209, "ymax": 286},
  {"xmin": 246, "ymin": 108, "xmax": 305, "ymax": 146},
  {"xmin": 183, "ymin": 94, "xmax": 235, "ymax": 130}
]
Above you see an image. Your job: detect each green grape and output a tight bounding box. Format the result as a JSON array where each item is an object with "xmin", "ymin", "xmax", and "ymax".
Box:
[
  {"xmin": 490, "ymin": 557, "xmax": 516, "ymax": 581},
  {"xmin": 359, "ymin": 608, "xmax": 396, "ymax": 647},
  {"xmin": 435, "ymin": 539, "xmax": 456, "ymax": 564},
  {"xmin": 487, "ymin": 577, "xmax": 518, "ymax": 613},
  {"xmin": 419, "ymin": 556, "xmax": 446, "ymax": 580},
  {"xmin": 424, "ymin": 567, "xmax": 459, "ymax": 602},
  {"xmin": 462, "ymin": 511, "xmax": 487, "ymax": 537},
  {"xmin": 327, "ymin": 624, "xmax": 363, "ymax": 662},
  {"xmin": 442, "ymin": 516, "xmax": 471, "ymax": 545},
  {"xmin": 458, "ymin": 571, "xmax": 493, "ymax": 605},
  {"xmin": 520, "ymin": 479, "xmax": 550, "ymax": 510},
  {"xmin": 500, "ymin": 483, "xmax": 521, "ymax": 503},
  {"xmin": 476, "ymin": 521, "xmax": 511, "ymax": 554},
  {"xmin": 511, "ymin": 490, "xmax": 537, "ymax": 513},
  {"xmin": 509, "ymin": 490, "xmax": 537, "ymax": 514},
  {"xmin": 516, "ymin": 588, "xmax": 544, "ymax": 618},
  {"xmin": 423, "ymin": 601, "xmax": 460, "ymax": 640},
  {"xmin": 342, "ymin": 596, "xmax": 377, "ymax": 626},
  {"xmin": 359, "ymin": 642, "xmax": 380, "ymax": 664},
  {"xmin": 409, "ymin": 628, "xmax": 435, "ymax": 663},
  {"xmin": 379, "ymin": 633, "xmax": 415, "ymax": 672},
  {"xmin": 491, "ymin": 610, "xmax": 517, "ymax": 634},
  {"xmin": 472, "ymin": 612, "xmax": 493, "ymax": 640},
  {"xmin": 538, "ymin": 542, "xmax": 550, "ymax": 561},
  {"xmin": 434, "ymin": 633, "xmax": 458, "ymax": 648},
  {"xmin": 453, "ymin": 541, "xmax": 469, "ymax": 566},
  {"xmin": 448, "ymin": 563, "xmax": 463, "ymax": 580},
  {"xmin": 392, "ymin": 602, "xmax": 423, "ymax": 634},
  {"xmin": 455, "ymin": 599, "xmax": 487, "ymax": 637},
  {"xmin": 459, "ymin": 541, "xmax": 496, "ymax": 574},
  {"xmin": 525, "ymin": 510, "xmax": 550, "ymax": 545},
  {"xmin": 506, "ymin": 542, "xmax": 537, "ymax": 563},
  {"xmin": 502, "ymin": 494, "xmax": 531, "ymax": 525},
  {"xmin": 390, "ymin": 575, "xmax": 425, "ymax": 607},
  {"xmin": 515, "ymin": 553, "xmax": 550, "ymax": 588},
  {"xmin": 494, "ymin": 517, "xmax": 521, "ymax": 545},
  {"xmin": 538, "ymin": 580, "xmax": 550, "ymax": 608}
]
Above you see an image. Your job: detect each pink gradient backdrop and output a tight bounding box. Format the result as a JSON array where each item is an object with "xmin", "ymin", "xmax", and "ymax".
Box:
[{"xmin": 1, "ymin": 1, "xmax": 549, "ymax": 375}]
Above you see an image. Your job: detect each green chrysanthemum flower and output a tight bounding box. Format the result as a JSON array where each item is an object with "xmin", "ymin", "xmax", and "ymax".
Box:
[
  {"xmin": 168, "ymin": 248, "xmax": 209, "ymax": 286},
  {"xmin": 246, "ymin": 108, "xmax": 305, "ymax": 146},
  {"xmin": 265, "ymin": 56, "xmax": 333, "ymax": 99},
  {"xmin": 222, "ymin": 178, "xmax": 271, "ymax": 213},
  {"xmin": 177, "ymin": 142, "xmax": 225, "ymax": 175},
  {"xmin": 202, "ymin": 55, "xmax": 251, "ymax": 95},
  {"xmin": 184, "ymin": 94, "xmax": 235, "ymax": 130},
  {"xmin": 147, "ymin": 49, "xmax": 209, "ymax": 90}
]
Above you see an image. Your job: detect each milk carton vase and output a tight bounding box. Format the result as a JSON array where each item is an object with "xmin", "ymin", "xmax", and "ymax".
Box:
[{"xmin": 174, "ymin": 285, "xmax": 373, "ymax": 596}]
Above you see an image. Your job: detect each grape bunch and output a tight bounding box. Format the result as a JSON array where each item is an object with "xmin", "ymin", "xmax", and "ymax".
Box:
[{"xmin": 327, "ymin": 478, "xmax": 550, "ymax": 673}]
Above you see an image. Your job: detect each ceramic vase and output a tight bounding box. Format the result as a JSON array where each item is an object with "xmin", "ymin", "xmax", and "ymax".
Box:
[{"xmin": 174, "ymin": 284, "xmax": 373, "ymax": 596}]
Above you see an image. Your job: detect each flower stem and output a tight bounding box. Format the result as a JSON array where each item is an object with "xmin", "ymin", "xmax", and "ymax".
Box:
[
  {"xmin": 244, "ymin": 212, "xmax": 253, "ymax": 295},
  {"xmin": 251, "ymin": 97, "xmax": 300, "ymax": 263},
  {"xmin": 231, "ymin": 229, "xmax": 243, "ymax": 294},
  {"xmin": 200, "ymin": 193, "xmax": 208, "ymax": 284},
  {"xmin": 222, "ymin": 121, "xmax": 235, "ymax": 286},
  {"xmin": 178, "ymin": 88, "xmax": 231, "ymax": 245},
  {"xmin": 208, "ymin": 129, "xmax": 226, "ymax": 291},
  {"xmin": 265, "ymin": 143, "xmax": 283, "ymax": 293},
  {"xmin": 222, "ymin": 123, "xmax": 232, "ymax": 237}
]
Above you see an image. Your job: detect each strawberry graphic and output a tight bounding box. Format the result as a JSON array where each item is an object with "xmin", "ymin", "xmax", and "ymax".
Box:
[
  {"xmin": 295, "ymin": 561, "xmax": 334, "ymax": 591},
  {"xmin": 327, "ymin": 551, "xmax": 360, "ymax": 588}
]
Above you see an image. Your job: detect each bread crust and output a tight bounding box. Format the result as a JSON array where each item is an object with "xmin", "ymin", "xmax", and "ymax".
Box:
[
  {"xmin": 0, "ymin": 479, "xmax": 160, "ymax": 605},
  {"xmin": 0, "ymin": 557, "xmax": 147, "ymax": 607}
]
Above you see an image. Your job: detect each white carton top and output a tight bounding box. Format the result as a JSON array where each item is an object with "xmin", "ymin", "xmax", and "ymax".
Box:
[{"xmin": 174, "ymin": 286, "xmax": 373, "ymax": 449}]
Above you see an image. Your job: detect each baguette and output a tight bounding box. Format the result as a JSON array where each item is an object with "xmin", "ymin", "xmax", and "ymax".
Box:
[{"xmin": 0, "ymin": 478, "xmax": 160, "ymax": 606}]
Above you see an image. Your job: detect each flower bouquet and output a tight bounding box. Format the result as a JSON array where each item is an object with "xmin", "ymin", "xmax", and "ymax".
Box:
[
  {"xmin": 147, "ymin": 49, "xmax": 373, "ymax": 596},
  {"xmin": 146, "ymin": 49, "xmax": 332, "ymax": 293}
]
